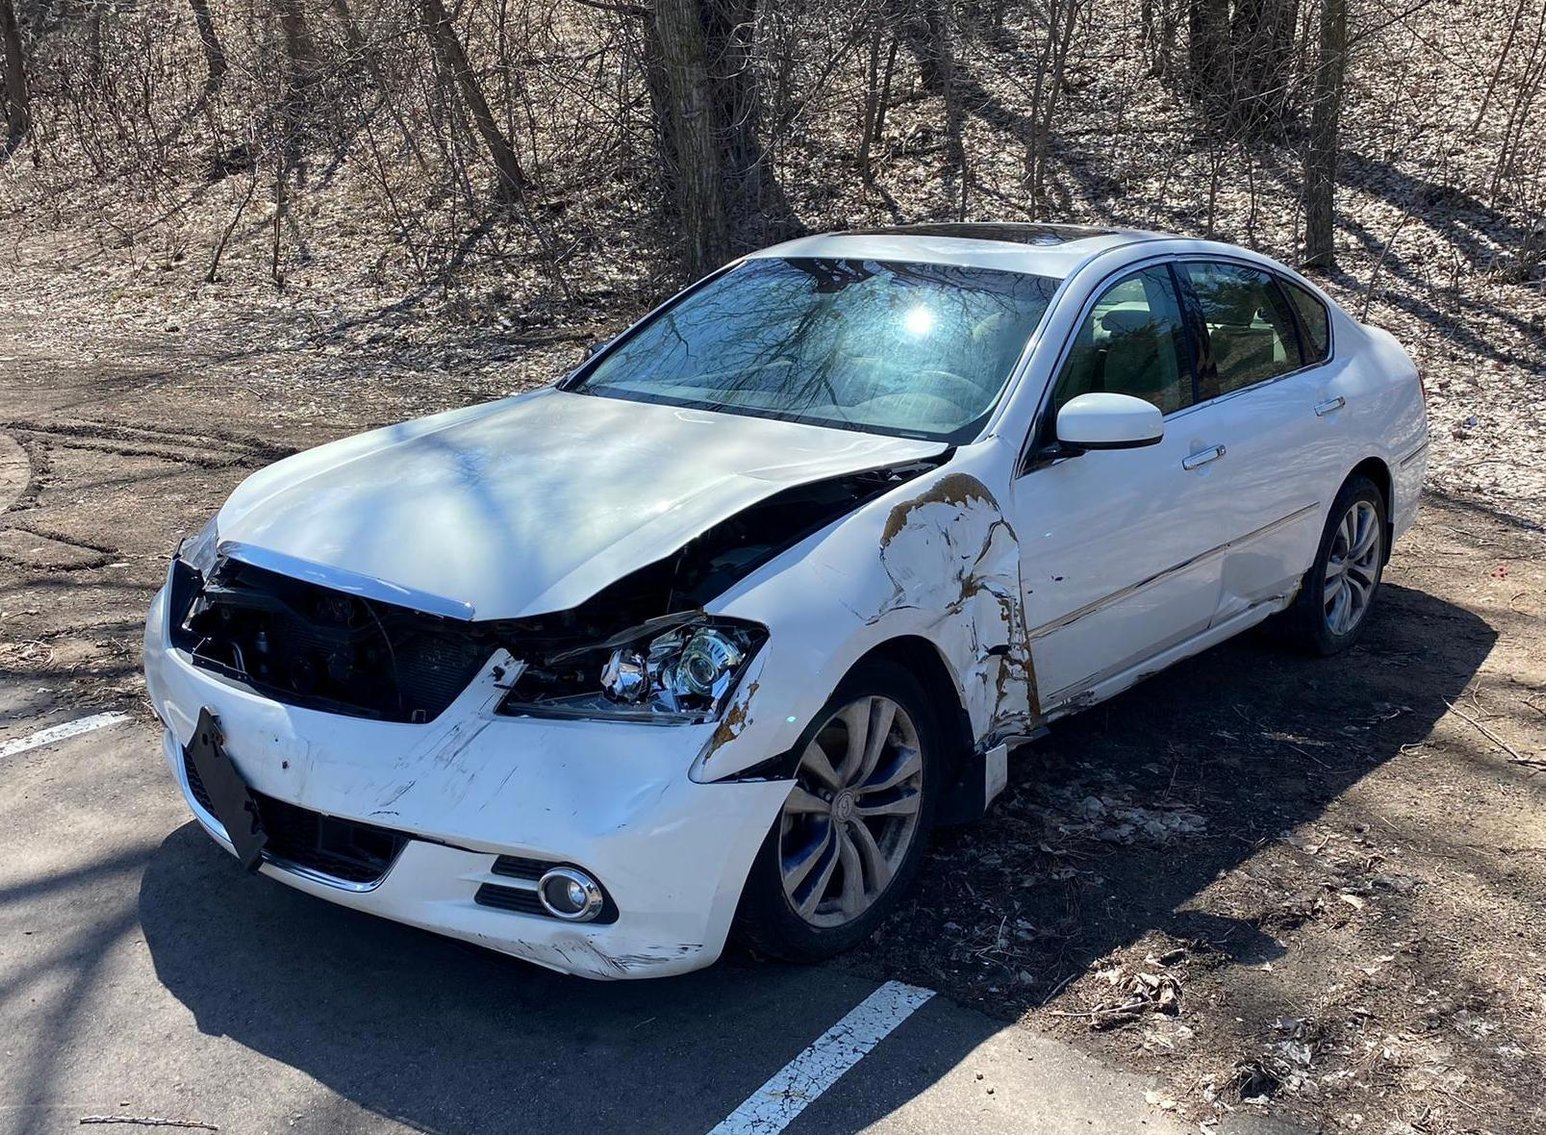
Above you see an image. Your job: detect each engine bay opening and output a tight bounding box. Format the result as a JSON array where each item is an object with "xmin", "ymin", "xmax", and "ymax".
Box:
[{"xmin": 174, "ymin": 559, "xmax": 498, "ymax": 723}]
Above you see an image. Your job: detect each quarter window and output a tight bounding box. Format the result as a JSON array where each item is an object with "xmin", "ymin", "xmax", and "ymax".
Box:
[
  {"xmin": 1183, "ymin": 262, "xmax": 1303, "ymax": 397},
  {"xmin": 1050, "ymin": 267, "xmax": 1194, "ymax": 416},
  {"xmin": 1280, "ymin": 278, "xmax": 1331, "ymax": 364}
]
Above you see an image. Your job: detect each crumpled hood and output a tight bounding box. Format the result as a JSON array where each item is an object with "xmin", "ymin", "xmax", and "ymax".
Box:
[{"xmin": 215, "ymin": 388, "xmax": 947, "ymax": 619}]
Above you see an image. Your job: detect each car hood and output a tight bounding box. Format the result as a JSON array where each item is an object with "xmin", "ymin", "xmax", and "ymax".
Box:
[{"xmin": 215, "ymin": 388, "xmax": 947, "ymax": 620}]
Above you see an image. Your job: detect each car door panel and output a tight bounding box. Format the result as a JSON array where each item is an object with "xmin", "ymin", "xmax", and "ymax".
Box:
[
  {"xmin": 1016, "ymin": 403, "xmax": 1258, "ymax": 706},
  {"xmin": 1008, "ymin": 264, "xmax": 1239, "ymax": 709},
  {"xmin": 1204, "ymin": 366, "xmax": 1353, "ymax": 621}
]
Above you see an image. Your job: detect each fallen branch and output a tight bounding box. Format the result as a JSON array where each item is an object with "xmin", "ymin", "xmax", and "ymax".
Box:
[
  {"xmin": 1444, "ymin": 700, "xmax": 1544, "ymax": 766},
  {"xmin": 80, "ymin": 1118, "xmax": 218, "ymax": 1132},
  {"xmin": 1050, "ymin": 999, "xmax": 1147, "ymax": 1019}
]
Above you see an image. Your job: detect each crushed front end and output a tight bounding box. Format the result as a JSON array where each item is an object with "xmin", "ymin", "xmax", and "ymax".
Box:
[{"xmin": 144, "ymin": 542, "xmax": 790, "ymax": 979}]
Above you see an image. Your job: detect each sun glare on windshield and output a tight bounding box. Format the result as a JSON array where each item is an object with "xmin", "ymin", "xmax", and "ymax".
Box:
[
  {"xmin": 902, "ymin": 304, "xmax": 936, "ymax": 336},
  {"xmin": 573, "ymin": 257, "xmax": 1061, "ymax": 443}
]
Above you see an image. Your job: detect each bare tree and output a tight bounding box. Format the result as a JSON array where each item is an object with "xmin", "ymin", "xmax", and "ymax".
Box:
[
  {"xmin": 1026, "ymin": 0, "xmax": 1081, "ymax": 217},
  {"xmin": 275, "ymin": 0, "xmax": 318, "ymax": 81},
  {"xmin": 1187, "ymin": 0, "xmax": 1229, "ymax": 101},
  {"xmin": 1303, "ymin": 0, "xmax": 1347, "ymax": 269},
  {"xmin": 0, "ymin": 0, "xmax": 27, "ymax": 151},
  {"xmin": 857, "ymin": 20, "xmax": 900, "ymax": 183},
  {"xmin": 188, "ymin": 0, "xmax": 227, "ymax": 101},
  {"xmin": 649, "ymin": 0, "xmax": 729, "ymax": 274},
  {"xmin": 1488, "ymin": 0, "xmax": 1546, "ymax": 205},
  {"xmin": 417, "ymin": 0, "xmax": 529, "ymax": 197},
  {"xmin": 1186, "ymin": 0, "xmax": 1300, "ymax": 133},
  {"xmin": 1230, "ymin": 0, "xmax": 1298, "ymax": 130},
  {"xmin": 888, "ymin": 0, "xmax": 949, "ymax": 93},
  {"xmin": 644, "ymin": 0, "xmax": 786, "ymax": 274}
]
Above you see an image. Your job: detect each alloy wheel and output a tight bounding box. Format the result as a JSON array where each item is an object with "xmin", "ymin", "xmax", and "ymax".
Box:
[
  {"xmin": 1323, "ymin": 499, "xmax": 1381, "ymax": 636},
  {"xmin": 778, "ymin": 695, "xmax": 925, "ymax": 929}
]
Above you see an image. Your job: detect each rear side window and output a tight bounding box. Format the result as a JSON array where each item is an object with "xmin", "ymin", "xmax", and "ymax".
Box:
[
  {"xmin": 1280, "ymin": 278, "xmax": 1331, "ymax": 364},
  {"xmin": 1050, "ymin": 267, "xmax": 1194, "ymax": 416},
  {"xmin": 1183, "ymin": 262, "xmax": 1303, "ymax": 397}
]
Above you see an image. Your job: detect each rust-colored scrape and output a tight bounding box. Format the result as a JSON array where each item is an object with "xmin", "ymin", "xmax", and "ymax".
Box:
[
  {"xmin": 708, "ymin": 679, "xmax": 758, "ymax": 754},
  {"xmin": 879, "ymin": 472, "xmax": 997, "ymax": 545},
  {"xmin": 878, "ymin": 471, "xmax": 1043, "ymax": 736}
]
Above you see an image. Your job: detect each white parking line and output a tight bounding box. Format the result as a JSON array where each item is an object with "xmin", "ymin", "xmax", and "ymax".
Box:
[
  {"xmin": 707, "ymin": 980, "xmax": 935, "ymax": 1135},
  {"xmin": 0, "ymin": 712, "xmax": 130, "ymax": 760}
]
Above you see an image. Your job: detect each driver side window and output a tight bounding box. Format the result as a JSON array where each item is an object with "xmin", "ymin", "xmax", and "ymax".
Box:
[{"xmin": 1050, "ymin": 267, "xmax": 1194, "ymax": 416}]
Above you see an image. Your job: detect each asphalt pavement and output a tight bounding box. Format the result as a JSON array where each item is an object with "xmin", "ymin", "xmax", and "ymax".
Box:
[{"xmin": 0, "ymin": 697, "xmax": 1299, "ymax": 1135}]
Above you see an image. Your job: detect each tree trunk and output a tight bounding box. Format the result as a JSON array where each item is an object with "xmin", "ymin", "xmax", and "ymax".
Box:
[
  {"xmin": 1187, "ymin": 0, "xmax": 1229, "ymax": 104},
  {"xmin": 0, "ymin": 0, "xmax": 28, "ymax": 151},
  {"xmin": 271, "ymin": 0, "xmax": 318, "ymax": 178},
  {"xmin": 416, "ymin": 0, "xmax": 528, "ymax": 197},
  {"xmin": 1303, "ymin": 0, "xmax": 1346, "ymax": 270},
  {"xmin": 888, "ymin": 0, "xmax": 949, "ymax": 94},
  {"xmin": 649, "ymin": 0, "xmax": 728, "ymax": 275},
  {"xmin": 189, "ymin": 0, "xmax": 227, "ymax": 100},
  {"xmin": 706, "ymin": 0, "xmax": 766, "ymax": 231},
  {"xmin": 274, "ymin": 0, "xmax": 317, "ymax": 80},
  {"xmin": 1026, "ymin": 0, "xmax": 1079, "ymax": 217}
]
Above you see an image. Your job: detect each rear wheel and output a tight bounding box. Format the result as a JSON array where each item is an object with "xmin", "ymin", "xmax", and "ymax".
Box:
[
  {"xmin": 1277, "ymin": 474, "xmax": 1386, "ymax": 655},
  {"xmin": 734, "ymin": 659, "xmax": 941, "ymax": 963}
]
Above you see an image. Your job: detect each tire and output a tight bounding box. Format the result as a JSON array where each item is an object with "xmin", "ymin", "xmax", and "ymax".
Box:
[
  {"xmin": 733, "ymin": 658, "xmax": 943, "ymax": 963},
  {"xmin": 1276, "ymin": 474, "xmax": 1387, "ymax": 656}
]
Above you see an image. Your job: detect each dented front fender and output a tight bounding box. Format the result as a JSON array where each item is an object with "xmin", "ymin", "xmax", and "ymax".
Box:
[{"xmin": 693, "ymin": 448, "xmax": 1037, "ymax": 782}]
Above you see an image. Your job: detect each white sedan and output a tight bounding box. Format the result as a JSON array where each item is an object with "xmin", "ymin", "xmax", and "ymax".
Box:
[{"xmin": 143, "ymin": 224, "xmax": 1428, "ymax": 979}]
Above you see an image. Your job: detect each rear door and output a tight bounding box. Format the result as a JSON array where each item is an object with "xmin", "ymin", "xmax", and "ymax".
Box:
[
  {"xmin": 1008, "ymin": 264, "xmax": 1240, "ymax": 710},
  {"xmin": 1176, "ymin": 261, "xmax": 1350, "ymax": 622}
]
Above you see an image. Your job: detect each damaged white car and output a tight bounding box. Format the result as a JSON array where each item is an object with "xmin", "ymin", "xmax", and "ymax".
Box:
[{"xmin": 144, "ymin": 224, "xmax": 1428, "ymax": 979}]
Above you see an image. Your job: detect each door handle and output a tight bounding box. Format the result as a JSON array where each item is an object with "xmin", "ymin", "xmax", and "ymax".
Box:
[
  {"xmin": 1314, "ymin": 396, "xmax": 1346, "ymax": 416},
  {"xmin": 1182, "ymin": 444, "xmax": 1226, "ymax": 470}
]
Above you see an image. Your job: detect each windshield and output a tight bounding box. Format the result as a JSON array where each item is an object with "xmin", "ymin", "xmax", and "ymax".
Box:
[{"xmin": 569, "ymin": 257, "xmax": 1061, "ymax": 442}]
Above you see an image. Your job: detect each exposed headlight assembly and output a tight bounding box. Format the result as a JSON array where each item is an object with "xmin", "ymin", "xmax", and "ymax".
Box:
[
  {"xmin": 176, "ymin": 514, "xmax": 222, "ymax": 577},
  {"xmin": 167, "ymin": 515, "xmax": 223, "ymax": 649},
  {"xmin": 498, "ymin": 615, "xmax": 765, "ymax": 724}
]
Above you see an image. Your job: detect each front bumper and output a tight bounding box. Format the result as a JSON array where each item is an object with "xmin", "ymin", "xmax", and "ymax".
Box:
[{"xmin": 144, "ymin": 584, "xmax": 790, "ymax": 980}]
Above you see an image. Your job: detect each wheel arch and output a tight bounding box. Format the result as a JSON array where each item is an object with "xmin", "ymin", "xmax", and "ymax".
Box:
[
  {"xmin": 709, "ymin": 633, "xmax": 977, "ymax": 794},
  {"xmin": 853, "ymin": 634, "xmax": 975, "ymax": 787},
  {"xmin": 1347, "ymin": 455, "xmax": 1394, "ymax": 563}
]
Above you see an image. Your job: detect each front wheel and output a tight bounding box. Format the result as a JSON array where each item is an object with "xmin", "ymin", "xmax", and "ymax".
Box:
[
  {"xmin": 733, "ymin": 659, "xmax": 941, "ymax": 963},
  {"xmin": 1277, "ymin": 474, "xmax": 1387, "ymax": 655}
]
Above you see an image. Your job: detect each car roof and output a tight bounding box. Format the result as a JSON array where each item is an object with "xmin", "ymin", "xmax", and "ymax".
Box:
[{"xmin": 748, "ymin": 223, "xmax": 1166, "ymax": 280}]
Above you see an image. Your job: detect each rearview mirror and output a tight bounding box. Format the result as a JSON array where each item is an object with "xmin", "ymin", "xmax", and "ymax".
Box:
[{"xmin": 1055, "ymin": 392, "xmax": 1163, "ymax": 451}]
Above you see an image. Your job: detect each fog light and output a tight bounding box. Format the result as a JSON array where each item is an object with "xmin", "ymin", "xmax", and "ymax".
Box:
[{"xmin": 537, "ymin": 867, "xmax": 604, "ymax": 922}]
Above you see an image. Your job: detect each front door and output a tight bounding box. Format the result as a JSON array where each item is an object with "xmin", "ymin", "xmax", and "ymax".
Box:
[{"xmin": 1007, "ymin": 264, "xmax": 1238, "ymax": 711}]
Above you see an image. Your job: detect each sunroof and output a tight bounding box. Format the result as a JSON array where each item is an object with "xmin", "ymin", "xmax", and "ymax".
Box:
[{"xmin": 843, "ymin": 223, "xmax": 1125, "ymax": 247}]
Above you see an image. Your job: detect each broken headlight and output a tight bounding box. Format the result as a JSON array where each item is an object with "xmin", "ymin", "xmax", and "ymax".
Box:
[
  {"xmin": 497, "ymin": 617, "xmax": 766, "ymax": 723},
  {"xmin": 167, "ymin": 515, "xmax": 221, "ymax": 647},
  {"xmin": 176, "ymin": 514, "xmax": 222, "ymax": 577}
]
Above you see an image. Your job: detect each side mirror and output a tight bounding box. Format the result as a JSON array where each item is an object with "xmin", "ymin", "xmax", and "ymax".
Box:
[{"xmin": 1055, "ymin": 392, "xmax": 1164, "ymax": 451}]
